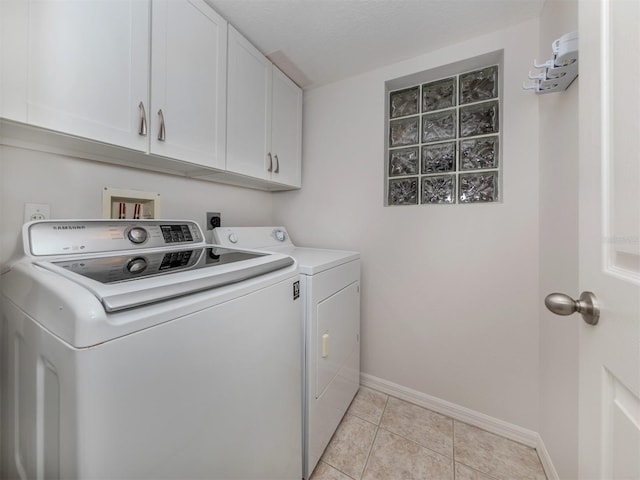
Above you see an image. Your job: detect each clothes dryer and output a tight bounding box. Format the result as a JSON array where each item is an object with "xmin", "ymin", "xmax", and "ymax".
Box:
[{"xmin": 213, "ymin": 226, "xmax": 360, "ymax": 479}]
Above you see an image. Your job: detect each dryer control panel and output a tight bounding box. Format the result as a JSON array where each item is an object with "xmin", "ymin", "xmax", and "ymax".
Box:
[
  {"xmin": 213, "ymin": 226, "xmax": 294, "ymax": 249},
  {"xmin": 26, "ymin": 220, "xmax": 204, "ymax": 257}
]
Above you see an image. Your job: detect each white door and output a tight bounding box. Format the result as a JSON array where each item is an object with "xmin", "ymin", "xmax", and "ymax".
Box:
[
  {"xmin": 271, "ymin": 67, "xmax": 302, "ymax": 188},
  {"xmin": 150, "ymin": 0, "xmax": 227, "ymax": 169},
  {"xmin": 26, "ymin": 0, "xmax": 150, "ymax": 151},
  {"xmin": 578, "ymin": 0, "xmax": 640, "ymax": 478},
  {"xmin": 226, "ymin": 25, "xmax": 272, "ymax": 180}
]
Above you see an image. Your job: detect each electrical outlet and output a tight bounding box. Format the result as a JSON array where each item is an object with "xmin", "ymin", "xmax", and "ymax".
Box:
[
  {"xmin": 206, "ymin": 212, "xmax": 221, "ymax": 230},
  {"xmin": 24, "ymin": 203, "xmax": 51, "ymax": 223}
]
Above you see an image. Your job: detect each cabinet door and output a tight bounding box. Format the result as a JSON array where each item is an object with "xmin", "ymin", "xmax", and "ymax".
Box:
[
  {"xmin": 25, "ymin": 0, "xmax": 150, "ymax": 151},
  {"xmin": 226, "ymin": 26, "xmax": 272, "ymax": 180},
  {"xmin": 1, "ymin": 0, "xmax": 28, "ymax": 121},
  {"xmin": 150, "ymin": 0, "xmax": 227, "ymax": 168},
  {"xmin": 271, "ymin": 67, "xmax": 302, "ymax": 187}
]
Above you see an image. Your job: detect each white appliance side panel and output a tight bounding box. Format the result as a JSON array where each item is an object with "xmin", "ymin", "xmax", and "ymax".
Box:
[
  {"xmin": 299, "ymin": 274, "xmax": 311, "ymax": 477},
  {"xmin": 1, "ymin": 276, "xmax": 302, "ymax": 479},
  {"xmin": 306, "ymin": 260, "xmax": 360, "ymax": 478},
  {"xmin": 1, "ymin": 300, "xmax": 70, "ymax": 480}
]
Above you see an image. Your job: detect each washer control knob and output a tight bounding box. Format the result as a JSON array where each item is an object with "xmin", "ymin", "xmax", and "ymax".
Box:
[
  {"xmin": 127, "ymin": 227, "xmax": 148, "ymax": 244},
  {"xmin": 228, "ymin": 233, "xmax": 238, "ymax": 244},
  {"xmin": 274, "ymin": 229, "xmax": 286, "ymax": 242},
  {"xmin": 126, "ymin": 257, "xmax": 147, "ymax": 274}
]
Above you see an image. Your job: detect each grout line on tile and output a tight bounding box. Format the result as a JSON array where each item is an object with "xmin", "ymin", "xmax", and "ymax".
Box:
[
  {"xmin": 452, "ymin": 419, "xmax": 548, "ymax": 480},
  {"xmin": 453, "ymin": 418, "xmax": 536, "ymax": 449},
  {"xmin": 318, "ymin": 453, "xmax": 359, "ymax": 480},
  {"xmin": 378, "ymin": 391, "xmax": 390, "ymax": 426},
  {"xmin": 326, "ymin": 461, "xmax": 358, "ymax": 480},
  {"xmin": 346, "ymin": 387, "xmax": 391, "ymax": 427},
  {"xmin": 376, "ymin": 423, "xmax": 456, "ymax": 463},
  {"xmin": 344, "ymin": 386, "xmax": 547, "ymax": 480},
  {"xmin": 455, "ymin": 461, "xmax": 502, "ymax": 480},
  {"xmin": 359, "ymin": 423, "xmax": 381, "ymax": 480},
  {"xmin": 452, "ymin": 418, "xmax": 456, "ymax": 462},
  {"xmin": 384, "ymin": 392, "xmax": 458, "ymax": 425},
  {"xmin": 375, "ymin": 393, "xmax": 456, "ymax": 460},
  {"xmin": 349, "ymin": 413, "xmax": 382, "ymax": 429}
]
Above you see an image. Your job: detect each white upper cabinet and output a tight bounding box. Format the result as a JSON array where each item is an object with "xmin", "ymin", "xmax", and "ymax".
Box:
[
  {"xmin": 226, "ymin": 26, "xmax": 302, "ymax": 188},
  {"xmin": 23, "ymin": 0, "xmax": 150, "ymax": 151},
  {"xmin": 0, "ymin": 1, "xmax": 300, "ymax": 189},
  {"xmin": 226, "ymin": 26, "xmax": 272, "ymax": 181},
  {"xmin": 271, "ymin": 67, "xmax": 302, "ymax": 187},
  {"xmin": 7, "ymin": 0, "xmax": 227, "ymax": 168},
  {"xmin": 150, "ymin": 0, "xmax": 227, "ymax": 168}
]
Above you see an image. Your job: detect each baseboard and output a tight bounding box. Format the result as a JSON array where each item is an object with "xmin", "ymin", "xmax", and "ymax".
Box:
[
  {"xmin": 535, "ymin": 435, "xmax": 560, "ymax": 480},
  {"xmin": 360, "ymin": 373, "xmax": 559, "ymax": 480}
]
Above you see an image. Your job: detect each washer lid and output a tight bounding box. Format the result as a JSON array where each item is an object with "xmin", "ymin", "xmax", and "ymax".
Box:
[
  {"xmin": 46, "ymin": 247, "xmax": 266, "ymax": 284},
  {"xmin": 35, "ymin": 246, "xmax": 294, "ymax": 312}
]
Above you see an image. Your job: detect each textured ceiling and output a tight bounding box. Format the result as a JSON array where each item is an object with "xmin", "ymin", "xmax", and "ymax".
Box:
[{"xmin": 206, "ymin": 0, "xmax": 545, "ymax": 89}]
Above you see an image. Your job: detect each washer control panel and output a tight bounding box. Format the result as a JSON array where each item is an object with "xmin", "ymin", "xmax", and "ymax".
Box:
[
  {"xmin": 159, "ymin": 224, "xmax": 194, "ymax": 244},
  {"xmin": 26, "ymin": 220, "xmax": 204, "ymax": 257}
]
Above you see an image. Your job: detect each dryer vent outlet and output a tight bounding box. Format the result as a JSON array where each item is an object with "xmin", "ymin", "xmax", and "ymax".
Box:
[{"xmin": 207, "ymin": 212, "xmax": 221, "ymax": 230}]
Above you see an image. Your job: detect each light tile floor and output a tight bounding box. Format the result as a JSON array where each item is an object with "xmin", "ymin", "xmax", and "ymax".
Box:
[{"xmin": 310, "ymin": 387, "xmax": 547, "ymax": 480}]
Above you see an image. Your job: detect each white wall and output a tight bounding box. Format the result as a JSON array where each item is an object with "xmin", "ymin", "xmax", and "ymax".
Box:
[
  {"xmin": 274, "ymin": 19, "xmax": 542, "ymax": 430},
  {"xmin": 0, "ymin": 6, "xmax": 580, "ymax": 473},
  {"xmin": 0, "ymin": 145, "xmax": 276, "ymax": 266},
  {"xmin": 537, "ymin": 0, "xmax": 579, "ymax": 477}
]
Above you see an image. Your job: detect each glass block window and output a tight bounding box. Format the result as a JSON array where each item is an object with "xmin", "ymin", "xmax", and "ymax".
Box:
[{"xmin": 386, "ymin": 64, "xmax": 500, "ymax": 205}]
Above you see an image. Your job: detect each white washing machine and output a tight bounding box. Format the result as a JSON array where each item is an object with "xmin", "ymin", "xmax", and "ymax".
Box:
[
  {"xmin": 213, "ymin": 226, "xmax": 360, "ymax": 479},
  {"xmin": 0, "ymin": 220, "xmax": 302, "ymax": 479}
]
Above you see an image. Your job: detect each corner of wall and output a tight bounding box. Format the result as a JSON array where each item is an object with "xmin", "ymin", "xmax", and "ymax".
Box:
[{"xmin": 536, "ymin": 0, "xmax": 580, "ymax": 478}]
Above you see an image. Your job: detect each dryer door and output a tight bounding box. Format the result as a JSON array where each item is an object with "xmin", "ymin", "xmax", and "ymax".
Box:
[{"xmin": 315, "ymin": 281, "xmax": 360, "ymax": 399}]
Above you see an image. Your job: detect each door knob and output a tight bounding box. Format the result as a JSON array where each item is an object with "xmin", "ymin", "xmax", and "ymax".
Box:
[{"xmin": 544, "ymin": 291, "xmax": 599, "ymax": 325}]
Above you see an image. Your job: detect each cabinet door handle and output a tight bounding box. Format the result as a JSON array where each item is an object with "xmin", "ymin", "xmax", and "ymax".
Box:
[
  {"xmin": 157, "ymin": 109, "xmax": 166, "ymax": 141},
  {"xmin": 274, "ymin": 154, "xmax": 280, "ymax": 174},
  {"xmin": 267, "ymin": 152, "xmax": 273, "ymax": 172},
  {"xmin": 138, "ymin": 101, "xmax": 147, "ymax": 136}
]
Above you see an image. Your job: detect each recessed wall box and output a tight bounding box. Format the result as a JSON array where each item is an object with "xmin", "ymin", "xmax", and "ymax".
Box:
[{"xmin": 102, "ymin": 187, "xmax": 161, "ymax": 220}]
